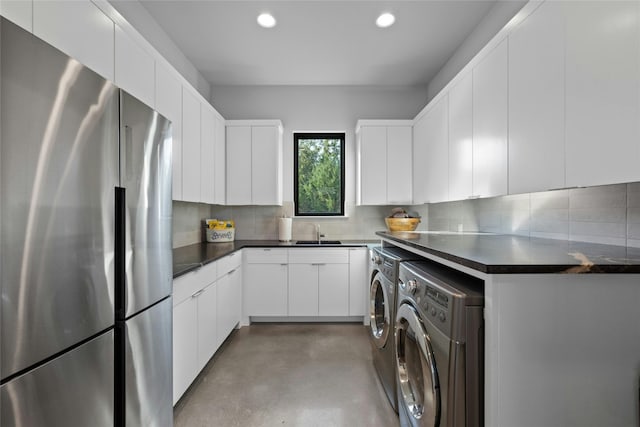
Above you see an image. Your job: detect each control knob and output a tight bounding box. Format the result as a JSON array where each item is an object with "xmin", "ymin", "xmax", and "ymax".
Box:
[
  {"xmin": 405, "ymin": 279, "xmax": 418, "ymax": 295},
  {"xmin": 372, "ymin": 255, "xmax": 382, "ymax": 265},
  {"xmin": 438, "ymin": 312, "xmax": 446, "ymax": 322}
]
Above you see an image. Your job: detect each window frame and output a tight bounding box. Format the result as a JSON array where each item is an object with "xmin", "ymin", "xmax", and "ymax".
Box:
[{"xmin": 293, "ymin": 132, "xmax": 346, "ymax": 217}]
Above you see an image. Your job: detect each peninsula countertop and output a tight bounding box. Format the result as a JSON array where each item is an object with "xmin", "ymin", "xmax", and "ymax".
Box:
[{"xmin": 376, "ymin": 231, "xmax": 640, "ymax": 274}]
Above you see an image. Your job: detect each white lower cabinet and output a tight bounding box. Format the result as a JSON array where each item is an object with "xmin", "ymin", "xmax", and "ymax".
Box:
[
  {"xmin": 243, "ymin": 247, "xmax": 367, "ymax": 320},
  {"xmin": 318, "ymin": 264, "xmax": 349, "ymax": 316},
  {"xmin": 172, "ymin": 252, "xmax": 243, "ymax": 405},
  {"xmin": 217, "ymin": 266, "xmax": 242, "ymax": 345},
  {"xmin": 288, "ymin": 263, "xmax": 318, "ymax": 316},
  {"xmin": 195, "ymin": 282, "xmax": 217, "ymax": 372},
  {"xmin": 243, "ymin": 249, "xmax": 288, "ymax": 316},
  {"xmin": 348, "ymin": 248, "xmax": 368, "ymax": 317},
  {"xmin": 172, "ymin": 295, "xmax": 197, "ymax": 405}
]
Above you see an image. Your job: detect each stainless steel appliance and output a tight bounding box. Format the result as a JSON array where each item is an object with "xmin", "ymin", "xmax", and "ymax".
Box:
[
  {"xmin": 396, "ymin": 260, "xmax": 484, "ymax": 427},
  {"xmin": 0, "ymin": 18, "xmax": 172, "ymax": 426},
  {"xmin": 369, "ymin": 246, "xmax": 420, "ymax": 413}
]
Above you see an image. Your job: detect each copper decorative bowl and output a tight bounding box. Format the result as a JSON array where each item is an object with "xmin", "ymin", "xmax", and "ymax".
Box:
[{"xmin": 384, "ymin": 217, "xmax": 420, "ymax": 232}]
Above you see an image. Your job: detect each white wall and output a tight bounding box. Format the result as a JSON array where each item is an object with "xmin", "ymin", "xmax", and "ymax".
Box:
[
  {"xmin": 205, "ymin": 85, "xmax": 430, "ymax": 242},
  {"xmin": 211, "ymin": 85, "xmax": 428, "ymax": 202},
  {"xmin": 426, "ymin": 0, "xmax": 527, "ymax": 102},
  {"xmin": 108, "ymin": 0, "xmax": 211, "ymax": 98}
]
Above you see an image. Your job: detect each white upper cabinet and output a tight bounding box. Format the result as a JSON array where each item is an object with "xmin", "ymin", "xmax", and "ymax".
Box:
[
  {"xmin": 181, "ymin": 87, "xmax": 201, "ymax": 203},
  {"xmin": 508, "ymin": 1, "xmax": 565, "ymax": 195},
  {"xmin": 357, "ymin": 121, "xmax": 413, "ymax": 205},
  {"xmin": 448, "ymin": 72, "xmax": 473, "ymax": 201},
  {"xmin": 226, "ymin": 121, "xmax": 283, "ymax": 206},
  {"xmin": 155, "ymin": 62, "xmax": 183, "ymax": 201},
  {"xmin": 412, "ymin": 115, "xmax": 428, "ymax": 204},
  {"xmin": 423, "ymin": 96, "xmax": 449, "ymax": 203},
  {"xmin": 115, "ymin": 25, "xmax": 155, "ymax": 108},
  {"xmin": 1, "ymin": 0, "xmax": 33, "ymax": 31},
  {"xmin": 200, "ymin": 104, "xmax": 216, "ymax": 204},
  {"xmin": 472, "ymin": 38, "xmax": 508, "ymax": 198},
  {"xmin": 386, "ymin": 126, "xmax": 413, "ymax": 204},
  {"xmin": 226, "ymin": 125, "xmax": 252, "ymax": 205},
  {"xmin": 213, "ymin": 114, "xmax": 226, "ymax": 204},
  {"xmin": 357, "ymin": 125, "xmax": 387, "ymax": 205},
  {"xmin": 252, "ymin": 125, "xmax": 283, "ymax": 205},
  {"xmin": 413, "ymin": 97, "xmax": 449, "ymax": 204},
  {"xmin": 33, "ymin": 0, "xmax": 114, "ymax": 80},
  {"xmin": 564, "ymin": 1, "xmax": 640, "ymax": 187}
]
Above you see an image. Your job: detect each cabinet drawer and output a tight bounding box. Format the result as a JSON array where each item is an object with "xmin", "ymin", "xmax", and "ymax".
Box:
[
  {"xmin": 173, "ymin": 262, "xmax": 217, "ymax": 305},
  {"xmin": 217, "ymin": 250, "xmax": 242, "ymax": 277},
  {"xmin": 288, "ymin": 248, "xmax": 349, "ymax": 264},
  {"xmin": 244, "ymin": 248, "xmax": 287, "ymax": 264}
]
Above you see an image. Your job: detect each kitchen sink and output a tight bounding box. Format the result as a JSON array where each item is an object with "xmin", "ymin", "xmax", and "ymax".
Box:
[{"xmin": 295, "ymin": 240, "xmax": 342, "ymax": 245}]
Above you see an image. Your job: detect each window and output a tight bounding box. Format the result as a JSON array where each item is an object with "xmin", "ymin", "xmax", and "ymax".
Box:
[{"xmin": 294, "ymin": 133, "xmax": 345, "ymax": 216}]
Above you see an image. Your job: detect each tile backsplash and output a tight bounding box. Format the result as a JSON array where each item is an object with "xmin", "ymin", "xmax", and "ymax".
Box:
[
  {"xmin": 173, "ymin": 182, "xmax": 640, "ymax": 249},
  {"xmin": 426, "ymin": 182, "xmax": 640, "ymax": 248}
]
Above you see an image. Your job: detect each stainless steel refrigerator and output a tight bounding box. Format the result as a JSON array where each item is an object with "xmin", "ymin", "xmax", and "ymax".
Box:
[{"xmin": 0, "ymin": 18, "xmax": 173, "ymax": 426}]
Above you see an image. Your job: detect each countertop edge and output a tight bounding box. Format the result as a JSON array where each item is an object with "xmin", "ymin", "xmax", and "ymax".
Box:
[
  {"xmin": 173, "ymin": 240, "xmax": 376, "ymax": 278},
  {"xmin": 376, "ymin": 232, "xmax": 640, "ymax": 275}
]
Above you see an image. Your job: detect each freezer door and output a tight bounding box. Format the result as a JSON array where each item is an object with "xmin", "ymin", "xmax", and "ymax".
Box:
[
  {"xmin": 119, "ymin": 90, "xmax": 172, "ymax": 318},
  {"xmin": 1, "ymin": 331, "xmax": 114, "ymax": 427},
  {"xmin": 122, "ymin": 297, "xmax": 173, "ymax": 427},
  {"xmin": 0, "ymin": 19, "xmax": 118, "ymax": 379}
]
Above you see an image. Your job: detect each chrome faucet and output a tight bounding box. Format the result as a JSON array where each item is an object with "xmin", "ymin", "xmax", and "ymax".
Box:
[{"xmin": 315, "ymin": 224, "xmax": 324, "ymax": 244}]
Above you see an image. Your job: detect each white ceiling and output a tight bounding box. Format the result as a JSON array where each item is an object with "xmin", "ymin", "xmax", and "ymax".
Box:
[{"xmin": 137, "ymin": 0, "xmax": 498, "ymax": 87}]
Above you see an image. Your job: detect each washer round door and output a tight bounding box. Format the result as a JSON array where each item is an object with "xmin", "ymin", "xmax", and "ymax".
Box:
[
  {"xmin": 369, "ymin": 272, "xmax": 391, "ymax": 348},
  {"xmin": 395, "ymin": 303, "xmax": 441, "ymax": 427}
]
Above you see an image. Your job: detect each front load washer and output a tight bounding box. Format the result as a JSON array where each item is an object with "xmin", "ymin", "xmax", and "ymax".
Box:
[
  {"xmin": 396, "ymin": 260, "xmax": 484, "ymax": 427},
  {"xmin": 369, "ymin": 246, "xmax": 421, "ymax": 412}
]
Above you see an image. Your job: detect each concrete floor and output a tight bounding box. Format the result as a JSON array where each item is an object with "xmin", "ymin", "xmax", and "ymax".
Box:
[{"xmin": 173, "ymin": 323, "xmax": 400, "ymax": 427}]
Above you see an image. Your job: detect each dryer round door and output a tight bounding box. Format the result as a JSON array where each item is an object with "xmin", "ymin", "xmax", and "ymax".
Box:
[
  {"xmin": 369, "ymin": 272, "xmax": 391, "ymax": 348},
  {"xmin": 395, "ymin": 303, "xmax": 440, "ymax": 427}
]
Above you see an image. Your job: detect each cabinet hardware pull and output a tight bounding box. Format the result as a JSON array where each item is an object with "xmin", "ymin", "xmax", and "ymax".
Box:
[
  {"xmin": 191, "ymin": 289, "xmax": 204, "ymax": 298},
  {"xmin": 280, "ymin": 263, "xmax": 287, "ymax": 266},
  {"xmin": 228, "ymin": 269, "xmax": 236, "ymax": 275}
]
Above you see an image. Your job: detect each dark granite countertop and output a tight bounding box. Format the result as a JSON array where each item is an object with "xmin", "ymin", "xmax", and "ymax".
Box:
[
  {"xmin": 376, "ymin": 231, "xmax": 640, "ymax": 274},
  {"xmin": 173, "ymin": 239, "xmax": 377, "ymax": 278}
]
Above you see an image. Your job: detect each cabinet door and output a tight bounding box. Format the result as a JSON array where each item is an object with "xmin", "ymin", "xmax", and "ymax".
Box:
[
  {"xmin": 424, "ymin": 96, "xmax": 449, "ymax": 203},
  {"xmin": 217, "ymin": 267, "xmax": 241, "ymax": 345},
  {"xmin": 213, "ymin": 114, "xmax": 226, "ymax": 204},
  {"xmin": 386, "ymin": 126, "xmax": 413, "ymax": 204},
  {"xmin": 196, "ymin": 282, "xmax": 217, "ymax": 372},
  {"xmin": 243, "ymin": 264, "xmax": 288, "ymax": 316},
  {"xmin": 1, "ymin": 0, "xmax": 32, "ymax": 31},
  {"xmin": 226, "ymin": 126, "xmax": 252, "ymax": 205},
  {"xmin": 252, "ymin": 126, "xmax": 282, "ymax": 205},
  {"xmin": 288, "ymin": 264, "xmax": 319, "ymax": 316},
  {"xmin": 564, "ymin": 1, "xmax": 640, "ymax": 187},
  {"xmin": 412, "ymin": 116, "xmax": 429, "ymax": 204},
  {"xmin": 473, "ymin": 38, "xmax": 508, "ymax": 198},
  {"xmin": 173, "ymin": 297, "xmax": 198, "ymax": 405},
  {"xmin": 319, "ymin": 264, "xmax": 349, "ymax": 316},
  {"xmin": 359, "ymin": 126, "xmax": 387, "ymax": 205},
  {"xmin": 33, "ymin": 0, "xmax": 114, "ymax": 80},
  {"xmin": 448, "ymin": 72, "xmax": 473, "ymax": 201},
  {"xmin": 182, "ymin": 87, "xmax": 201, "ymax": 202},
  {"xmin": 115, "ymin": 25, "xmax": 155, "ymax": 108},
  {"xmin": 155, "ymin": 63, "xmax": 183, "ymax": 201},
  {"xmin": 509, "ymin": 1, "xmax": 565, "ymax": 194},
  {"xmin": 348, "ymin": 248, "xmax": 368, "ymax": 317},
  {"xmin": 200, "ymin": 104, "xmax": 216, "ymax": 204}
]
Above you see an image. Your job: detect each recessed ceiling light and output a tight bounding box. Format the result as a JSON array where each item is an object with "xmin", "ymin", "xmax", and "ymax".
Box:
[
  {"xmin": 376, "ymin": 12, "xmax": 395, "ymax": 28},
  {"xmin": 257, "ymin": 13, "xmax": 277, "ymax": 28}
]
